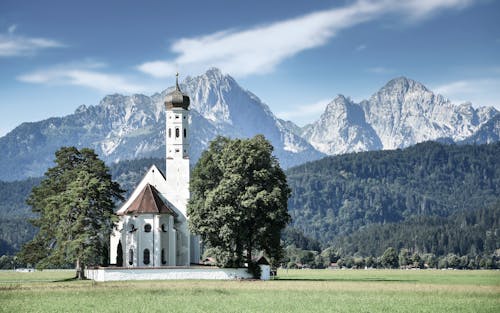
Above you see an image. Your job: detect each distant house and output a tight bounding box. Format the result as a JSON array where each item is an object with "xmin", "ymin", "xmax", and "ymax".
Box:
[{"xmin": 329, "ymin": 262, "xmax": 339, "ymax": 269}]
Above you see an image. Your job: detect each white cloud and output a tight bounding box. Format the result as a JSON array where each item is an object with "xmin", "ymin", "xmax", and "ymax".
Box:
[
  {"xmin": 355, "ymin": 44, "xmax": 367, "ymax": 52},
  {"xmin": 138, "ymin": 0, "xmax": 476, "ymax": 78},
  {"xmin": 0, "ymin": 26, "xmax": 65, "ymax": 57},
  {"xmin": 434, "ymin": 78, "xmax": 500, "ymax": 108},
  {"xmin": 18, "ymin": 61, "xmax": 152, "ymax": 94},
  {"xmin": 7, "ymin": 24, "xmax": 17, "ymax": 34},
  {"xmin": 276, "ymin": 98, "xmax": 331, "ymax": 124},
  {"xmin": 393, "ymin": 0, "xmax": 474, "ymax": 21}
]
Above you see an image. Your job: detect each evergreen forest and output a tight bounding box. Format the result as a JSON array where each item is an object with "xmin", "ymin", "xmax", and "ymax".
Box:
[{"xmin": 0, "ymin": 141, "xmax": 498, "ymax": 268}]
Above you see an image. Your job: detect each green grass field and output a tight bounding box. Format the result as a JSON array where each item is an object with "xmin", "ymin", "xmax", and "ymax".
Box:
[{"xmin": 1, "ymin": 269, "xmax": 498, "ymax": 313}]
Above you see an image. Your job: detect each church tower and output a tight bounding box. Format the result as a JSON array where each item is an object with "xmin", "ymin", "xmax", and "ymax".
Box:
[
  {"xmin": 164, "ymin": 74, "xmax": 200, "ymax": 265},
  {"xmin": 164, "ymin": 73, "xmax": 190, "ymax": 216}
]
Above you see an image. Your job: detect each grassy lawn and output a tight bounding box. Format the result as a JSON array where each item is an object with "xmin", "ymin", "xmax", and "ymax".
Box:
[{"xmin": 0, "ymin": 269, "xmax": 498, "ymax": 313}]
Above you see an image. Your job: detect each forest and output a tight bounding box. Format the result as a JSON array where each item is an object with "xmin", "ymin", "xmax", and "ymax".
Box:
[
  {"xmin": 0, "ymin": 141, "xmax": 498, "ymax": 267},
  {"xmin": 286, "ymin": 142, "xmax": 499, "ymax": 245}
]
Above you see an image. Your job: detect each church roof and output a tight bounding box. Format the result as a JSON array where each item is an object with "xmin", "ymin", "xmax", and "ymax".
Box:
[
  {"xmin": 118, "ymin": 183, "xmax": 178, "ymax": 217},
  {"xmin": 164, "ymin": 73, "xmax": 190, "ymax": 110}
]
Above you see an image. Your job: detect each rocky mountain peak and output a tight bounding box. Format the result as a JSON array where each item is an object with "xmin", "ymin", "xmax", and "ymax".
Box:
[
  {"xmin": 380, "ymin": 76, "xmax": 429, "ymax": 94},
  {"xmin": 306, "ymin": 77, "xmax": 498, "ymax": 153}
]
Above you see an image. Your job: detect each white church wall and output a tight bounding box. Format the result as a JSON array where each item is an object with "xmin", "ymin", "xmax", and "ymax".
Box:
[
  {"xmin": 85, "ymin": 267, "xmax": 262, "ymax": 282},
  {"xmin": 109, "ymin": 220, "xmax": 123, "ymax": 265},
  {"xmin": 169, "ymin": 226, "xmax": 176, "ymax": 266}
]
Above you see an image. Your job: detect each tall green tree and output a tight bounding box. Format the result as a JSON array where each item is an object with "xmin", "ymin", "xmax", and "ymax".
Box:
[
  {"xmin": 381, "ymin": 247, "xmax": 399, "ymax": 268},
  {"xmin": 18, "ymin": 147, "xmax": 124, "ymax": 278},
  {"xmin": 188, "ymin": 135, "xmax": 291, "ymax": 269}
]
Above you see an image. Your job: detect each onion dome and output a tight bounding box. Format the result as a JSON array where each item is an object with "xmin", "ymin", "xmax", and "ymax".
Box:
[{"xmin": 165, "ymin": 73, "xmax": 190, "ymax": 110}]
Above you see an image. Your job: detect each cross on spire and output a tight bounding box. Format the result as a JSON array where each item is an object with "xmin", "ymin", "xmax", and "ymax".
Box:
[{"xmin": 176, "ymin": 72, "xmax": 180, "ymax": 91}]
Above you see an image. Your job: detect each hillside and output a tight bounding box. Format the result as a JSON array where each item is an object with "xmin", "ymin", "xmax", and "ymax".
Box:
[
  {"xmin": 1, "ymin": 141, "xmax": 499, "ymax": 257},
  {"xmin": 286, "ymin": 141, "xmax": 500, "ymax": 248}
]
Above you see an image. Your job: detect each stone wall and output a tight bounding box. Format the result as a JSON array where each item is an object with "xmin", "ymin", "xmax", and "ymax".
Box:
[{"xmin": 85, "ymin": 266, "xmax": 270, "ymax": 282}]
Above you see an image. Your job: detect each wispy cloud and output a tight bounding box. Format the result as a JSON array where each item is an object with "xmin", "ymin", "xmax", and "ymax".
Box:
[
  {"xmin": 0, "ymin": 25, "xmax": 65, "ymax": 57},
  {"xmin": 276, "ymin": 98, "xmax": 331, "ymax": 124},
  {"xmin": 7, "ymin": 24, "xmax": 17, "ymax": 34},
  {"xmin": 18, "ymin": 61, "xmax": 152, "ymax": 94},
  {"xmin": 434, "ymin": 78, "xmax": 500, "ymax": 107},
  {"xmin": 355, "ymin": 44, "xmax": 367, "ymax": 52},
  {"xmin": 138, "ymin": 0, "xmax": 476, "ymax": 78}
]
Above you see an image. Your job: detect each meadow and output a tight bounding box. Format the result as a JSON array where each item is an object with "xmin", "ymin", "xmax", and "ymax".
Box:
[{"xmin": 0, "ymin": 269, "xmax": 498, "ymax": 313}]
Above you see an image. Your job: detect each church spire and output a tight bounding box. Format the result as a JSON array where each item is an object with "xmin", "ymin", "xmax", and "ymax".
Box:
[{"xmin": 165, "ymin": 73, "xmax": 190, "ymax": 110}]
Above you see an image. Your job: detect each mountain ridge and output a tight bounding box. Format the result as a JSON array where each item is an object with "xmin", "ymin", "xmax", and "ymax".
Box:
[
  {"xmin": 0, "ymin": 68, "xmax": 324, "ymax": 181},
  {"xmin": 0, "ymin": 70, "xmax": 498, "ymax": 181},
  {"xmin": 304, "ymin": 76, "xmax": 498, "ymax": 154}
]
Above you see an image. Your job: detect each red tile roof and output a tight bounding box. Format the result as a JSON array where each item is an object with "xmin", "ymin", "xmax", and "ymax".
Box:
[{"xmin": 118, "ymin": 183, "xmax": 178, "ymax": 217}]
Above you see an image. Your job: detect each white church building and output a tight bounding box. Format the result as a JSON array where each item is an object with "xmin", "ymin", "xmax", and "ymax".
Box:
[
  {"xmin": 85, "ymin": 75, "xmax": 270, "ymax": 281},
  {"xmin": 109, "ymin": 75, "xmax": 200, "ymax": 267}
]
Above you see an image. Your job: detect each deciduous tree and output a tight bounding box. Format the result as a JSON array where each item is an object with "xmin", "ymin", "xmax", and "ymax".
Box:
[
  {"xmin": 18, "ymin": 147, "xmax": 124, "ymax": 278},
  {"xmin": 188, "ymin": 135, "xmax": 290, "ymax": 270}
]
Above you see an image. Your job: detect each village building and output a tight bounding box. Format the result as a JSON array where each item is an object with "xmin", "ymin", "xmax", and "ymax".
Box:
[{"xmin": 109, "ymin": 74, "xmax": 200, "ymax": 267}]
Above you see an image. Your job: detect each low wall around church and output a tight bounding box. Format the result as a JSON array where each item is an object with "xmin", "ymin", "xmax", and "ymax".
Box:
[{"xmin": 85, "ymin": 266, "xmax": 269, "ymax": 282}]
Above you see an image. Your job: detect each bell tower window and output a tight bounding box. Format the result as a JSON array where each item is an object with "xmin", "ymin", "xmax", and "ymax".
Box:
[
  {"xmin": 168, "ymin": 128, "xmax": 171, "ymax": 138},
  {"xmin": 143, "ymin": 249, "xmax": 150, "ymax": 265},
  {"xmin": 184, "ymin": 128, "xmax": 187, "ymax": 138},
  {"xmin": 175, "ymin": 128, "xmax": 179, "ymax": 138}
]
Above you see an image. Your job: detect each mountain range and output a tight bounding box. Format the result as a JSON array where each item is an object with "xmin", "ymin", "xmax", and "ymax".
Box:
[
  {"xmin": 303, "ymin": 77, "xmax": 498, "ymax": 154},
  {"xmin": 0, "ymin": 68, "xmax": 498, "ymax": 181}
]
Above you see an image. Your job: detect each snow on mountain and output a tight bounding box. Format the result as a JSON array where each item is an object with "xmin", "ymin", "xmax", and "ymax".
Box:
[
  {"xmin": 0, "ymin": 68, "xmax": 323, "ymax": 181},
  {"xmin": 303, "ymin": 95, "xmax": 382, "ymax": 154},
  {"xmin": 0, "ymin": 72, "xmax": 497, "ymax": 181},
  {"xmin": 304, "ymin": 77, "xmax": 498, "ymax": 154}
]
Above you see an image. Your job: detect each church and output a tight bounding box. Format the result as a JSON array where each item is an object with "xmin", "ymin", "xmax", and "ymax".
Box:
[{"xmin": 109, "ymin": 75, "xmax": 200, "ymax": 267}]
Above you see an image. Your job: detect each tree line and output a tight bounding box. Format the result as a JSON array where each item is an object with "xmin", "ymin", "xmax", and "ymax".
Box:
[
  {"xmin": 286, "ymin": 141, "xmax": 500, "ymax": 247},
  {"xmin": 0, "ymin": 141, "xmax": 498, "ymax": 266}
]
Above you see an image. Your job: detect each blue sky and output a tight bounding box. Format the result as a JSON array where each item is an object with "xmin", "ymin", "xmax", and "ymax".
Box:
[{"xmin": 1, "ymin": 0, "xmax": 499, "ymax": 136}]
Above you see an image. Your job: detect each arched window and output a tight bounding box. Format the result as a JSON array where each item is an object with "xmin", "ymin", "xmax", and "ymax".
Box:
[
  {"xmin": 144, "ymin": 224, "xmax": 152, "ymax": 233},
  {"xmin": 143, "ymin": 249, "xmax": 150, "ymax": 265},
  {"xmin": 128, "ymin": 249, "xmax": 134, "ymax": 265},
  {"xmin": 129, "ymin": 223, "xmax": 136, "ymax": 233},
  {"xmin": 175, "ymin": 128, "xmax": 180, "ymax": 138},
  {"xmin": 183, "ymin": 128, "xmax": 187, "ymax": 138},
  {"xmin": 161, "ymin": 224, "xmax": 167, "ymax": 232},
  {"xmin": 168, "ymin": 128, "xmax": 171, "ymax": 138},
  {"xmin": 161, "ymin": 249, "xmax": 167, "ymax": 265},
  {"xmin": 116, "ymin": 241, "xmax": 123, "ymax": 267}
]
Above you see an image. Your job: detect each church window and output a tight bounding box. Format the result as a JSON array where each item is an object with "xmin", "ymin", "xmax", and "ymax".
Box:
[
  {"xmin": 175, "ymin": 149, "xmax": 179, "ymax": 153},
  {"xmin": 168, "ymin": 128, "xmax": 171, "ymax": 138},
  {"xmin": 144, "ymin": 224, "xmax": 152, "ymax": 233},
  {"xmin": 128, "ymin": 249, "xmax": 134, "ymax": 265},
  {"xmin": 175, "ymin": 128, "xmax": 180, "ymax": 138},
  {"xmin": 161, "ymin": 224, "xmax": 167, "ymax": 232},
  {"xmin": 129, "ymin": 224, "xmax": 136, "ymax": 233},
  {"xmin": 161, "ymin": 249, "xmax": 167, "ymax": 265},
  {"xmin": 175, "ymin": 115, "xmax": 179, "ymax": 119},
  {"xmin": 143, "ymin": 249, "xmax": 150, "ymax": 265},
  {"xmin": 183, "ymin": 128, "xmax": 186, "ymax": 138}
]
